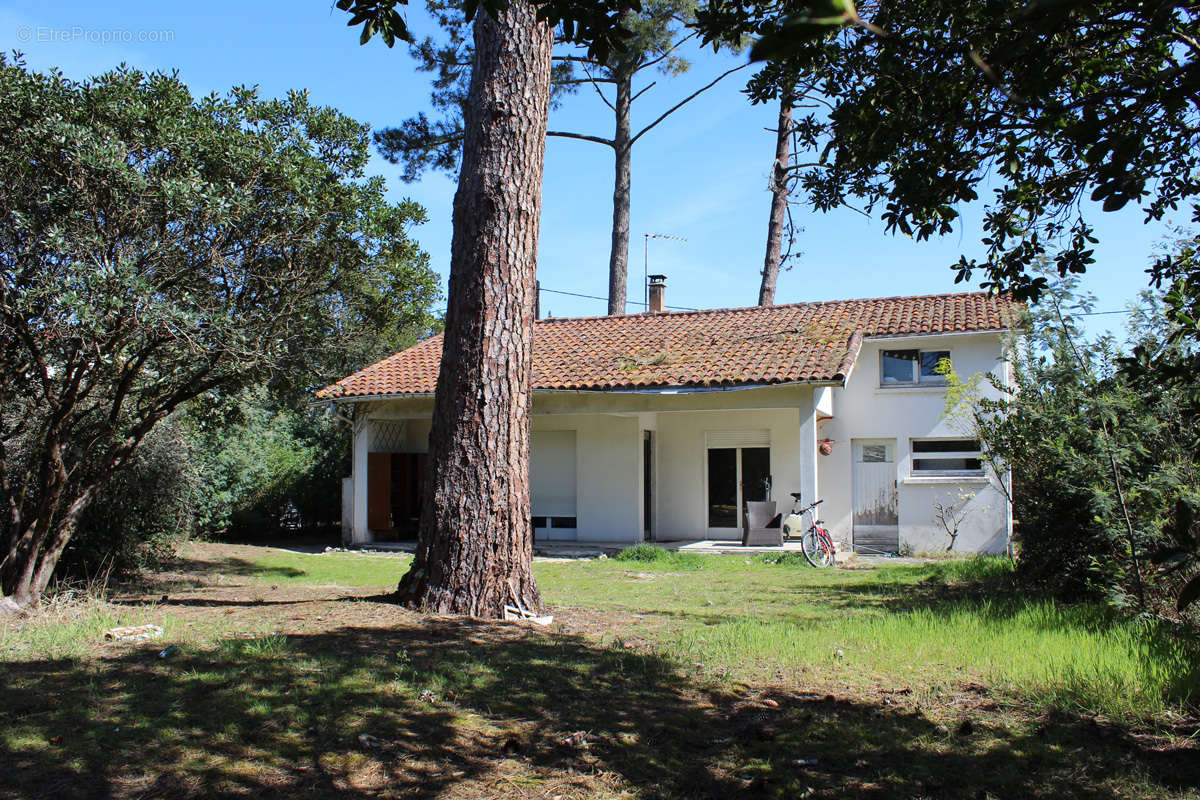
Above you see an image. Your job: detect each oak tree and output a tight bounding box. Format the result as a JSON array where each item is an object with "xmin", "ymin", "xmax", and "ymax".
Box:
[{"xmin": 0, "ymin": 59, "xmax": 436, "ymax": 613}]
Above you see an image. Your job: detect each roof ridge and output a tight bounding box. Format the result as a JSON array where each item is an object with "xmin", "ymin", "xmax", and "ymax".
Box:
[{"xmin": 533, "ymin": 290, "xmax": 1007, "ymax": 325}]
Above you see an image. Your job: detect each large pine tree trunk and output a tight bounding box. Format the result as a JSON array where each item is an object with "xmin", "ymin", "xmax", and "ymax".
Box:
[
  {"xmin": 607, "ymin": 73, "xmax": 632, "ymax": 316},
  {"xmin": 758, "ymin": 98, "xmax": 793, "ymax": 307},
  {"xmin": 396, "ymin": 0, "xmax": 552, "ymax": 618}
]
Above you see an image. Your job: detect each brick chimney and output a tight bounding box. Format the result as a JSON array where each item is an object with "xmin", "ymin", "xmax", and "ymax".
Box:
[{"xmin": 647, "ymin": 274, "xmax": 667, "ymax": 313}]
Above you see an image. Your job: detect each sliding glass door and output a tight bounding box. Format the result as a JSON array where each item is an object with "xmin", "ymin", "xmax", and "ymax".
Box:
[{"xmin": 707, "ymin": 445, "xmax": 771, "ymax": 534}]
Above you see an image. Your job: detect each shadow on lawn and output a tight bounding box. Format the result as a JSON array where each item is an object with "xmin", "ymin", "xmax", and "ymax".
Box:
[
  {"xmin": 135, "ymin": 556, "xmax": 309, "ymax": 593},
  {"xmin": 4, "ymin": 614, "xmax": 1199, "ymax": 800}
]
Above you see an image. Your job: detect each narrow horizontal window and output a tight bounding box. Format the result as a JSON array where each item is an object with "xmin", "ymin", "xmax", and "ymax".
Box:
[
  {"xmin": 911, "ymin": 439, "xmax": 983, "ymax": 475},
  {"xmin": 913, "ymin": 458, "xmax": 982, "ymax": 472},
  {"xmin": 913, "ymin": 439, "xmax": 980, "ymax": 453},
  {"xmin": 531, "ymin": 516, "xmax": 548, "ymax": 529},
  {"xmin": 549, "ymin": 516, "xmax": 577, "ymax": 529}
]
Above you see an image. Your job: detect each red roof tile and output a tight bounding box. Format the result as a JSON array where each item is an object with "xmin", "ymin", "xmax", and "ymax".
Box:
[{"xmin": 316, "ymin": 292, "xmax": 1021, "ymax": 399}]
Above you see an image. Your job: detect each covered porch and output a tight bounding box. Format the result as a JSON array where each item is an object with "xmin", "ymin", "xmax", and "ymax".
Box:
[{"xmin": 340, "ymin": 383, "xmax": 836, "ymax": 548}]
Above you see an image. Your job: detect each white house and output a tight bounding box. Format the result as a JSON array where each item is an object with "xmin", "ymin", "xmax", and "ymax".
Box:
[{"xmin": 317, "ymin": 288, "xmax": 1021, "ymax": 554}]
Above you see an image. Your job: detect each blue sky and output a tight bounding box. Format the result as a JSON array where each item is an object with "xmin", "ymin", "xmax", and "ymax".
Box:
[{"xmin": 0, "ymin": 1, "xmax": 1180, "ymax": 338}]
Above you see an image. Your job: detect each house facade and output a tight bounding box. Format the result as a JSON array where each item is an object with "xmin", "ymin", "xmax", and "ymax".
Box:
[{"xmin": 318, "ymin": 291, "xmax": 1020, "ymax": 554}]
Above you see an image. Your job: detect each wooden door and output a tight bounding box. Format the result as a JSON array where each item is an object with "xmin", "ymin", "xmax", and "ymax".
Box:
[
  {"xmin": 391, "ymin": 453, "xmax": 427, "ymax": 539},
  {"xmin": 852, "ymin": 439, "xmax": 899, "ymax": 554},
  {"xmin": 367, "ymin": 452, "xmax": 392, "ymax": 532}
]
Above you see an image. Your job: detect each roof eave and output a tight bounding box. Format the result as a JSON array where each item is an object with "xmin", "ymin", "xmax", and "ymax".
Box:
[
  {"xmin": 864, "ymin": 326, "xmax": 1014, "ymax": 342},
  {"xmin": 319, "ymin": 391, "xmax": 437, "ymax": 403},
  {"xmin": 320, "ymin": 378, "xmax": 851, "ymax": 404}
]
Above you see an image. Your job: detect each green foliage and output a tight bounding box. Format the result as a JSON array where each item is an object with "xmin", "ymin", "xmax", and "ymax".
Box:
[
  {"xmin": 338, "ymin": 0, "xmax": 641, "ymax": 63},
  {"xmin": 187, "ymin": 386, "xmax": 354, "ymax": 536},
  {"xmin": 1150, "ymin": 228, "xmax": 1200, "ymax": 330},
  {"xmin": 945, "ymin": 275, "xmax": 1200, "ymax": 620},
  {"xmin": 698, "ymin": 0, "xmax": 1200, "ymax": 306},
  {"xmin": 748, "ymin": 0, "xmax": 870, "ymax": 62},
  {"xmin": 64, "ymin": 419, "xmax": 202, "ymax": 580},
  {"xmin": 612, "ymin": 543, "xmax": 704, "ymax": 569},
  {"xmin": 0, "ymin": 57, "xmax": 438, "ymax": 601},
  {"xmin": 373, "ymin": 0, "xmax": 703, "ymax": 183}
]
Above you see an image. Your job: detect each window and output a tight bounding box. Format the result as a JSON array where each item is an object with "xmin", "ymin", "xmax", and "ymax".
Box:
[
  {"xmin": 911, "ymin": 439, "xmax": 983, "ymax": 475},
  {"xmin": 861, "ymin": 444, "xmax": 890, "ymax": 463},
  {"xmin": 880, "ymin": 349, "xmax": 951, "ymax": 386},
  {"xmin": 532, "ymin": 516, "xmax": 577, "ymax": 530}
]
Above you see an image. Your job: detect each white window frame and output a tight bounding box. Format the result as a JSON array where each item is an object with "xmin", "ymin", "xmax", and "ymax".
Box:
[
  {"xmin": 703, "ymin": 430, "xmax": 772, "ymax": 535},
  {"xmin": 910, "ymin": 438, "xmax": 984, "ymax": 477},
  {"xmin": 880, "ymin": 348, "xmax": 952, "ymax": 387}
]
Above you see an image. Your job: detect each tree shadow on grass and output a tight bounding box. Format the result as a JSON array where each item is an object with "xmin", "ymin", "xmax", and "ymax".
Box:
[
  {"xmin": 2, "ymin": 616, "xmax": 1198, "ymax": 799},
  {"xmin": 130, "ymin": 557, "xmax": 310, "ymax": 595}
]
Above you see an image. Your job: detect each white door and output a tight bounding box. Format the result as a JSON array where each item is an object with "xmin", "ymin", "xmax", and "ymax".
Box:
[
  {"xmin": 531, "ymin": 430, "xmax": 577, "ymax": 541},
  {"xmin": 852, "ymin": 439, "xmax": 899, "ymax": 554}
]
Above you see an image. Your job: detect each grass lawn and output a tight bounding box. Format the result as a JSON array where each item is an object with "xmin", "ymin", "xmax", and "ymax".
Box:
[{"xmin": 2, "ymin": 542, "xmax": 1198, "ymax": 799}]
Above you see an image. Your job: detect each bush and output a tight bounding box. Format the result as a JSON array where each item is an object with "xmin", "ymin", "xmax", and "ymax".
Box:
[
  {"xmin": 62, "ymin": 419, "xmax": 201, "ymax": 581},
  {"xmin": 951, "ymin": 280, "xmax": 1200, "ymax": 621},
  {"xmin": 190, "ymin": 386, "xmax": 348, "ymax": 538}
]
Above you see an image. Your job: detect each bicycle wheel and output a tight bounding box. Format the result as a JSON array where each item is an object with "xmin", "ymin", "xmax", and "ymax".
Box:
[
  {"xmin": 800, "ymin": 528, "xmax": 834, "ymax": 568},
  {"xmin": 820, "ymin": 532, "xmax": 837, "ymax": 567}
]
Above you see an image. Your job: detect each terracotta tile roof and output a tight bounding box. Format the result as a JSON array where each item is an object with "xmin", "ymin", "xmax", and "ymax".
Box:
[{"xmin": 316, "ymin": 292, "xmax": 1020, "ymax": 399}]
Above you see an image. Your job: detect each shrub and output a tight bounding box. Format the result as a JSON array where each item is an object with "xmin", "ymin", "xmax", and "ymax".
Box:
[
  {"xmin": 947, "ymin": 279, "xmax": 1200, "ymax": 621},
  {"xmin": 62, "ymin": 418, "xmax": 201, "ymax": 581},
  {"xmin": 190, "ymin": 387, "xmax": 349, "ymax": 538}
]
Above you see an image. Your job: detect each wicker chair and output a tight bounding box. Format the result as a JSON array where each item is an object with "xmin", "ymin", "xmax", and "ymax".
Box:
[{"xmin": 742, "ymin": 500, "xmax": 781, "ymax": 546}]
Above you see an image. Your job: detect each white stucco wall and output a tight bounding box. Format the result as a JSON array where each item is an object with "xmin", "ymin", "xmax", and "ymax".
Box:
[
  {"xmin": 817, "ymin": 332, "xmax": 1011, "ymax": 554},
  {"xmin": 652, "ymin": 401, "xmax": 810, "ymax": 541},
  {"xmin": 337, "ymin": 333, "xmax": 1012, "ymax": 553},
  {"xmin": 531, "ymin": 413, "xmax": 641, "ymax": 542}
]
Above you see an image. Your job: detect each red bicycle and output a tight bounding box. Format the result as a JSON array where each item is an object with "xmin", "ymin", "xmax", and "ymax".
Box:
[{"xmin": 782, "ymin": 494, "xmax": 836, "ymax": 567}]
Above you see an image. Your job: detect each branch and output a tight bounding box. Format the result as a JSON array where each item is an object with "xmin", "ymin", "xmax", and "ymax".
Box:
[
  {"xmin": 547, "ymin": 130, "xmax": 615, "ymax": 147},
  {"xmin": 631, "ymin": 31, "xmax": 700, "ymax": 75},
  {"xmin": 631, "ymin": 63, "xmax": 751, "ymax": 145},
  {"xmin": 553, "ymin": 77, "xmax": 618, "ymax": 85},
  {"xmin": 782, "ymin": 162, "xmax": 833, "ymax": 173},
  {"xmin": 631, "ymin": 80, "xmax": 658, "ymax": 103},
  {"xmin": 1173, "ymin": 27, "xmax": 1200, "ymax": 58},
  {"xmin": 582, "ymin": 63, "xmax": 617, "ymax": 112},
  {"xmin": 968, "ymin": 49, "xmax": 1028, "ymax": 106}
]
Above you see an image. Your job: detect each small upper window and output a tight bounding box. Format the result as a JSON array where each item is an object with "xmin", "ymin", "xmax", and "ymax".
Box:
[
  {"xmin": 911, "ymin": 439, "xmax": 983, "ymax": 475},
  {"xmin": 881, "ymin": 349, "xmax": 950, "ymax": 386}
]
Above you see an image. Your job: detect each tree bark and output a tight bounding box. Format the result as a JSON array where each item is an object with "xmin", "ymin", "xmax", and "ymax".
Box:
[
  {"xmin": 395, "ymin": 0, "xmax": 552, "ymax": 618},
  {"xmin": 607, "ymin": 71, "xmax": 633, "ymax": 316},
  {"xmin": 758, "ymin": 98, "xmax": 793, "ymax": 307}
]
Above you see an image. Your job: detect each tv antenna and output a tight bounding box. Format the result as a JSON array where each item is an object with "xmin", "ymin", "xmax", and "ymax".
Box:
[{"xmin": 643, "ymin": 233, "xmax": 686, "ymax": 308}]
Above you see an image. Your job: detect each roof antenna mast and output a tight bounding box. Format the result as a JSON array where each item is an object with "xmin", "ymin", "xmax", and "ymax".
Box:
[{"xmin": 643, "ymin": 233, "xmax": 686, "ymax": 310}]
